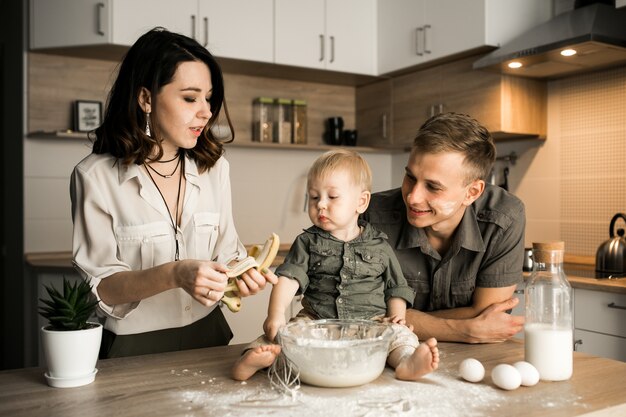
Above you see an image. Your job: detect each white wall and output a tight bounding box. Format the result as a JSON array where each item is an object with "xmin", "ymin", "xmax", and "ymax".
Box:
[{"xmin": 23, "ymin": 140, "xmax": 398, "ymax": 253}]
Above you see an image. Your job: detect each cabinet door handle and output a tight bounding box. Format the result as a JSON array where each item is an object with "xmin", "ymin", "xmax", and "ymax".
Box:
[
  {"xmin": 203, "ymin": 17, "xmax": 209, "ymax": 47},
  {"xmin": 382, "ymin": 113, "xmax": 387, "ymax": 139},
  {"xmin": 574, "ymin": 339, "xmax": 583, "ymax": 351},
  {"xmin": 191, "ymin": 15, "xmax": 196, "ymax": 39},
  {"xmin": 608, "ymin": 302, "xmax": 626, "ymax": 310},
  {"xmin": 438, "ymin": 103, "xmax": 444, "ymax": 114},
  {"xmin": 424, "ymin": 24, "xmax": 431, "ymax": 54},
  {"xmin": 415, "ymin": 27, "xmax": 423, "ymax": 56},
  {"xmin": 319, "ymin": 34, "xmax": 325, "ymax": 62},
  {"xmin": 429, "ymin": 105, "xmax": 435, "ymax": 118},
  {"xmin": 303, "ymin": 192, "xmax": 309, "ymax": 212},
  {"xmin": 330, "ymin": 36, "xmax": 335, "ymax": 63},
  {"xmin": 96, "ymin": 3, "xmax": 105, "ymax": 36}
]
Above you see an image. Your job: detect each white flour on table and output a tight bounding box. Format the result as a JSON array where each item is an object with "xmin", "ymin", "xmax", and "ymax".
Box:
[{"xmin": 163, "ymin": 359, "xmax": 588, "ymax": 417}]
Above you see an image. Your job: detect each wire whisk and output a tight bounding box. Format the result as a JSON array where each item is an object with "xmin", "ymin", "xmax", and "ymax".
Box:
[{"xmin": 267, "ymin": 341, "xmax": 301, "ymax": 399}]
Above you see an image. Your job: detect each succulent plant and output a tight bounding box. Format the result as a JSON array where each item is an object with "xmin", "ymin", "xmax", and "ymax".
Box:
[{"xmin": 39, "ymin": 278, "xmax": 99, "ymax": 331}]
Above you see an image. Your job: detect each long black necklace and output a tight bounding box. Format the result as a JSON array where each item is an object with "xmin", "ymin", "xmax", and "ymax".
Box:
[
  {"xmin": 144, "ymin": 154, "xmax": 184, "ymax": 261},
  {"xmin": 145, "ymin": 155, "xmax": 182, "ymax": 178}
]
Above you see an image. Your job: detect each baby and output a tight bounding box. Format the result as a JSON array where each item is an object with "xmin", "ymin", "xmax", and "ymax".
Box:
[{"xmin": 232, "ymin": 149, "xmax": 438, "ymax": 382}]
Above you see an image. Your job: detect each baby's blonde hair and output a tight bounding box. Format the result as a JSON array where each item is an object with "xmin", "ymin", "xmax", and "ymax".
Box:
[{"xmin": 307, "ymin": 149, "xmax": 372, "ymax": 191}]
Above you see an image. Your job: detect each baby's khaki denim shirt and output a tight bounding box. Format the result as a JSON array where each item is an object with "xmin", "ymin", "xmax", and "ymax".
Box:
[{"xmin": 275, "ymin": 222, "xmax": 415, "ymax": 320}]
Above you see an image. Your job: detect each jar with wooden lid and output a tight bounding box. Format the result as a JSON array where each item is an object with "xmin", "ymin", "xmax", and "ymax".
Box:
[
  {"xmin": 524, "ymin": 241, "xmax": 573, "ymax": 381},
  {"xmin": 252, "ymin": 97, "xmax": 274, "ymax": 143}
]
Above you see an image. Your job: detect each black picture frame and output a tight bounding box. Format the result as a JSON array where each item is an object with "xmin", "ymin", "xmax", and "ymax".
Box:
[{"xmin": 73, "ymin": 100, "xmax": 102, "ymax": 132}]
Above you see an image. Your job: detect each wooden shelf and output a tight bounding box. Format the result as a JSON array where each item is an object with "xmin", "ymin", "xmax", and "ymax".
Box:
[{"xmin": 27, "ymin": 131, "xmax": 409, "ymax": 154}]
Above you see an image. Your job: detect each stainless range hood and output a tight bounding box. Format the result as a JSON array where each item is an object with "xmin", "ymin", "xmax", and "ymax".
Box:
[{"xmin": 473, "ymin": 1, "xmax": 626, "ymax": 79}]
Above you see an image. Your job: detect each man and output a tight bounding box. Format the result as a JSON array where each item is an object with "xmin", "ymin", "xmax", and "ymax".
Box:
[{"xmin": 363, "ymin": 112, "xmax": 525, "ymax": 343}]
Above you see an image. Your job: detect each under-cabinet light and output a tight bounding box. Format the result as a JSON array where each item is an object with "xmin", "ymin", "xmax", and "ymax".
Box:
[{"xmin": 560, "ymin": 49, "xmax": 577, "ymax": 57}]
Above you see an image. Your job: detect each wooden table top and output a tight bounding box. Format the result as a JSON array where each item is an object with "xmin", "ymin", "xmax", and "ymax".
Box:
[{"xmin": 1, "ymin": 340, "xmax": 624, "ymax": 417}]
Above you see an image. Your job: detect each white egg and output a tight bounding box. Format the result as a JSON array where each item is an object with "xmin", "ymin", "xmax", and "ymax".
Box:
[
  {"xmin": 491, "ymin": 364, "xmax": 522, "ymax": 390},
  {"xmin": 513, "ymin": 361, "xmax": 540, "ymax": 386},
  {"xmin": 459, "ymin": 358, "xmax": 485, "ymax": 383}
]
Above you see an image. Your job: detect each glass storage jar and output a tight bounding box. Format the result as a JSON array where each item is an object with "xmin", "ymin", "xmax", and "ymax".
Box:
[
  {"xmin": 292, "ymin": 99, "xmax": 307, "ymax": 144},
  {"xmin": 274, "ymin": 98, "xmax": 293, "ymax": 144},
  {"xmin": 524, "ymin": 241, "xmax": 573, "ymax": 381},
  {"xmin": 252, "ymin": 97, "xmax": 274, "ymax": 143}
]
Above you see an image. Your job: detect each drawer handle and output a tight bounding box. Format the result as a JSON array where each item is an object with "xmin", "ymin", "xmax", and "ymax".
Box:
[{"xmin": 608, "ymin": 302, "xmax": 626, "ymax": 310}]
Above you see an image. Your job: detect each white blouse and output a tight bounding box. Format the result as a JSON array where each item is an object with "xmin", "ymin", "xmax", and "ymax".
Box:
[{"xmin": 70, "ymin": 153, "xmax": 246, "ymax": 335}]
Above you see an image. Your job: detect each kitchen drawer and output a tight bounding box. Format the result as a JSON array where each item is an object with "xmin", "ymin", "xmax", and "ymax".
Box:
[
  {"xmin": 574, "ymin": 289, "xmax": 626, "ymax": 338},
  {"xmin": 574, "ymin": 329, "xmax": 626, "ymax": 362}
]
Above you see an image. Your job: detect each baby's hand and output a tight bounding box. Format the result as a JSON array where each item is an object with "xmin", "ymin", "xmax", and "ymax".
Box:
[
  {"xmin": 263, "ymin": 314, "xmax": 286, "ymax": 342},
  {"xmin": 384, "ymin": 314, "xmax": 406, "ymax": 325},
  {"xmin": 382, "ymin": 314, "xmax": 414, "ymax": 330}
]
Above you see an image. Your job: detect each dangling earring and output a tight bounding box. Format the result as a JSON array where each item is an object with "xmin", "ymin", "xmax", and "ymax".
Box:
[{"xmin": 145, "ymin": 113, "xmax": 151, "ymax": 137}]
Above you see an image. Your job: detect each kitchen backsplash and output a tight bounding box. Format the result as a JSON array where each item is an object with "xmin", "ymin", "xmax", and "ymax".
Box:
[{"xmin": 499, "ymin": 65, "xmax": 626, "ymax": 256}]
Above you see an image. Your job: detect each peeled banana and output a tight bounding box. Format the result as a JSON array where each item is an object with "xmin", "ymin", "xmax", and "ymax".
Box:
[{"xmin": 221, "ymin": 233, "xmax": 280, "ymax": 313}]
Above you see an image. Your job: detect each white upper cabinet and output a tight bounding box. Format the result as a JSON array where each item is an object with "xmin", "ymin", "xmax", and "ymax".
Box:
[
  {"xmin": 30, "ymin": 0, "xmax": 273, "ymax": 63},
  {"xmin": 30, "ymin": 0, "xmax": 197, "ymax": 48},
  {"xmin": 199, "ymin": 0, "xmax": 273, "ymax": 63},
  {"xmin": 275, "ymin": 0, "xmax": 376, "ymax": 75},
  {"xmin": 377, "ymin": 0, "xmax": 552, "ymax": 75}
]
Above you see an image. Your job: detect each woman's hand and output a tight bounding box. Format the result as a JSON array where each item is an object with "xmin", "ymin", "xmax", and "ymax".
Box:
[
  {"xmin": 232, "ymin": 267, "xmax": 279, "ymax": 297},
  {"xmin": 174, "ymin": 260, "xmax": 229, "ymax": 307}
]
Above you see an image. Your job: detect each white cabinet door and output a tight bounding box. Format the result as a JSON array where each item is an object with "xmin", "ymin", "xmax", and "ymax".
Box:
[
  {"xmin": 377, "ymin": 0, "xmax": 423, "ymax": 74},
  {"xmin": 30, "ymin": 0, "xmax": 112, "ymax": 48},
  {"xmin": 275, "ymin": 0, "xmax": 375, "ymax": 74},
  {"xmin": 574, "ymin": 329, "xmax": 626, "ymax": 362},
  {"xmin": 377, "ymin": 0, "xmax": 551, "ymax": 75},
  {"xmin": 199, "ymin": 0, "xmax": 273, "ymax": 63},
  {"xmin": 326, "ymin": 0, "xmax": 376, "ymax": 75},
  {"xmin": 30, "ymin": 0, "xmax": 197, "ymax": 49},
  {"xmin": 275, "ymin": 0, "xmax": 326, "ymax": 70},
  {"xmin": 422, "ymin": 0, "xmax": 485, "ymax": 61},
  {"xmin": 112, "ymin": 0, "xmax": 197, "ymax": 46}
]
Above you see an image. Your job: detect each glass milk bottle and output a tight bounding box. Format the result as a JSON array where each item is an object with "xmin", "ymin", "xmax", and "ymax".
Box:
[{"xmin": 524, "ymin": 241, "xmax": 573, "ymax": 381}]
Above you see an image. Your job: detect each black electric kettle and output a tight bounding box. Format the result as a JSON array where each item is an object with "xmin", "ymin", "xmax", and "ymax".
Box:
[{"xmin": 595, "ymin": 213, "xmax": 626, "ymax": 273}]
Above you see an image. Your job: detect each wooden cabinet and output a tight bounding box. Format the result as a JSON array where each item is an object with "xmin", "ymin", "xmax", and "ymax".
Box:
[
  {"xmin": 30, "ymin": 0, "xmax": 273, "ymax": 63},
  {"xmin": 275, "ymin": 0, "xmax": 376, "ymax": 75},
  {"xmin": 387, "ymin": 56, "xmax": 546, "ymax": 148},
  {"xmin": 377, "ymin": 0, "xmax": 551, "ymax": 75},
  {"xmin": 355, "ymin": 79, "xmax": 393, "ymax": 148},
  {"xmin": 574, "ymin": 288, "xmax": 626, "ymax": 362},
  {"xmin": 357, "ymin": 56, "xmax": 546, "ymax": 149}
]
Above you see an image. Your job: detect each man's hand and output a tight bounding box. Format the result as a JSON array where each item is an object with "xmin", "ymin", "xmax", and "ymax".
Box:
[{"xmin": 466, "ymin": 297, "xmax": 524, "ymax": 343}]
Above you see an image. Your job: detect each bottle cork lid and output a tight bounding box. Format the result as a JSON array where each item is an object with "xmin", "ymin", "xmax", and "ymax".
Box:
[{"xmin": 532, "ymin": 241, "xmax": 564, "ymax": 263}]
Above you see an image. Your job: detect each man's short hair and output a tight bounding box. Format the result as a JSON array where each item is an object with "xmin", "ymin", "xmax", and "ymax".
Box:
[{"xmin": 413, "ymin": 112, "xmax": 496, "ymax": 183}]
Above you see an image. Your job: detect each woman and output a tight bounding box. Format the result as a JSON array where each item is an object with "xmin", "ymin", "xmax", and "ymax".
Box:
[{"xmin": 70, "ymin": 27, "xmax": 277, "ymax": 358}]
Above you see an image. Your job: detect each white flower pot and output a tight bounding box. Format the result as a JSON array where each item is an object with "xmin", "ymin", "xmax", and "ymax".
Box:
[{"xmin": 40, "ymin": 322, "xmax": 102, "ymax": 388}]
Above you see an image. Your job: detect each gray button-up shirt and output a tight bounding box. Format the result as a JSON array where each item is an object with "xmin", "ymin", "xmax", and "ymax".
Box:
[
  {"xmin": 275, "ymin": 222, "xmax": 415, "ymax": 320},
  {"xmin": 362, "ymin": 185, "xmax": 525, "ymax": 312}
]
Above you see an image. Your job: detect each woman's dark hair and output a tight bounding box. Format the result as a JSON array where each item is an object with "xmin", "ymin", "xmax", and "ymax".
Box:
[
  {"xmin": 412, "ymin": 112, "xmax": 496, "ymax": 183},
  {"xmin": 92, "ymin": 27, "xmax": 233, "ymax": 172}
]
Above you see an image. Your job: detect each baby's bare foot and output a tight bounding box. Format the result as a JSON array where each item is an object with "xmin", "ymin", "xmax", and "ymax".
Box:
[
  {"xmin": 395, "ymin": 338, "xmax": 439, "ymax": 381},
  {"xmin": 232, "ymin": 344, "xmax": 281, "ymax": 381}
]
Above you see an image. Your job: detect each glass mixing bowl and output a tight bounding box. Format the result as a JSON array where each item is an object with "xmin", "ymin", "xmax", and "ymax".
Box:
[{"xmin": 277, "ymin": 319, "xmax": 393, "ymax": 388}]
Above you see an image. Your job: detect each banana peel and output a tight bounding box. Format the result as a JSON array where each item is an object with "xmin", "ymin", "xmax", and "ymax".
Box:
[{"xmin": 221, "ymin": 233, "xmax": 280, "ymax": 313}]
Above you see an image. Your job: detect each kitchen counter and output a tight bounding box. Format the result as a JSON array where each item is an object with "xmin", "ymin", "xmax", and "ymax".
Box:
[
  {"xmin": 0, "ymin": 340, "xmax": 624, "ymax": 417},
  {"xmin": 26, "ymin": 252, "xmax": 626, "ymax": 294}
]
